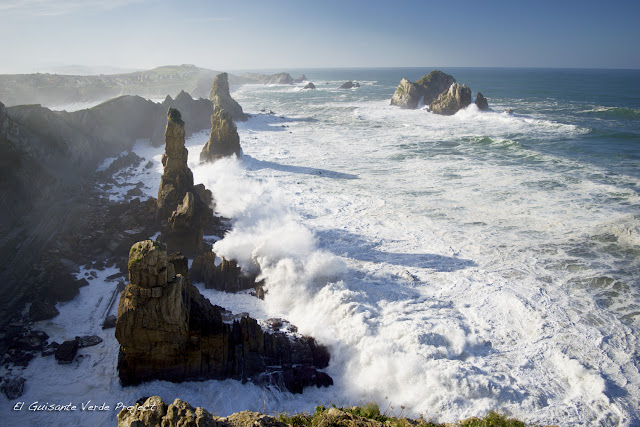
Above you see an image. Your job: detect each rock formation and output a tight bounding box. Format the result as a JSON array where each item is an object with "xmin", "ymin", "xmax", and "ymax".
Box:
[
  {"xmin": 339, "ymin": 81, "xmax": 359, "ymax": 89},
  {"xmin": 475, "ymin": 92, "xmax": 489, "ymax": 111},
  {"xmin": 209, "ymin": 72, "xmax": 247, "ymax": 121},
  {"xmin": 157, "ymin": 108, "xmax": 214, "ymax": 256},
  {"xmin": 303, "ymin": 82, "xmax": 316, "ymax": 90},
  {"xmin": 294, "ymin": 74, "xmax": 308, "ymax": 83},
  {"xmin": 242, "ymin": 72, "xmax": 294, "ymax": 85},
  {"xmin": 390, "ymin": 70, "xmax": 456, "ymax": 109},
  {"xmin": 191, "ymin": 251, "xmax": 256, "ymax": 292},
  {"xmin": 200, "ymin": 106, "xmax": 242, "ymax": 162},
  {"xmin": 115, "ymin": 240, "xmax": 332, "ymax": 393},
  {"xmin": 429, "ymin": 83, "xmax": 472, "ymax": 115}
]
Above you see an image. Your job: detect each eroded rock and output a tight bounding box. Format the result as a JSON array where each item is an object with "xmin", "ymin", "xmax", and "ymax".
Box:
[
  {"xmin": 200, "ymin": 107, "xmax": 242, "ymax": 162},
  {"xmin": 209, "ymin": 73, "xmax": 247, "ymax": 121},
  {"xmin": 390, "ymin": 70, "xmax": 456, "ymax": 109},
  {"xmin": 429, "ymin": 83, "xmax": 472, "ymax": 115}
]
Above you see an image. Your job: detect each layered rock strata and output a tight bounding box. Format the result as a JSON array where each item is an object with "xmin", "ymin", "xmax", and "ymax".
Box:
[
  {"xmin": 209, "ymin": 72, "xmax": 247, "ymax": 121},
  {"xmin": 115, "ymin": 240, "xmax": 332, "ymax": 393},
  {"xmin": 390, "ymin": 70, "xmax": 456, "ymax": 109},
  {"xmin": 200, "ymin": 106, "xmax": 242, "ymax": 162},
  {"xmin": 429, "ymin": 83, "xmax": 472, "ymax": 116},
  {"xmin": 157, "ymin": 108, "xmax": 214, "ymax": 256}
]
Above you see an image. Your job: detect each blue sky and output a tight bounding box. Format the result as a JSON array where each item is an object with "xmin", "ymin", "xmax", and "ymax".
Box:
[{"xmin": 0, "ymin": 0, "xmax": 638, "ymax": 73}]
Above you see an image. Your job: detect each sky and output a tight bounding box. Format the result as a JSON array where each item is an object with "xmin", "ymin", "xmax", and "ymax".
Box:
[{"xmin": 0, "ymin": 0, "xmax": 638, "ymax": 74}]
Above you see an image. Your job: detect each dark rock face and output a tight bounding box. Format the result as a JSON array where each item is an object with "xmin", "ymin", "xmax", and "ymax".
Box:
[
  {"xmin": 190, "ymin": 252, "xmax": 256, "ymax": 292},
  {"xmin": 475, "ymin": 92, "xmax": 489, "ymax": 111},
  {"xmin": 102, "ymin": 315, "xmax": 117, "ymax": 329},
  {"xmin": 391, "ymin": 70, "xmax": 456, "ymax": 109},
  {"xmin": 200, "ymin": 107, "xmax": 242, "ymax": 162},
  {"xmin": 303, "ymin": 82, "xmax": 316, "ymax": 90},
  {"xmin": 157, "ymin": 108, "xmax": 215, "ymax": 257},
  {"xmin": 116, "ymin": 241, "xmax": 332, "ymax": 393},
  {"xmin": 76, "ymin": 335, "xmax": 103, "ymax": 348},
  {"xmin": 209, "ymin": 73, "xmax": 247, "ymax": 121},
  {"xmin": 54, "ymin": 339, "xmax": 79, "ymax": 364},
  {"xmin": 429, "ymin": 83, "xmax": 472, "ymax": 115},
  {"xmin": 161, "ymin": 91, "xmax": 215, "ymax": 142},
  {"xmin": 29, "ymin": 300, "xmax": 59, "ymax": 321}
]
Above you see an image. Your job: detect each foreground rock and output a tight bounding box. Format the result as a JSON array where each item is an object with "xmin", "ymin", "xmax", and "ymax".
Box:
[
  {"xmin": 390, "ymin": 70, "xmax": 455, "ymax": 109},
  {"xmin": 429, "ymin": 83, "xmax": 472, "ymax": 115},
  {"xmin": 209, "ymin": 72, "xmax": 247, "ymax": 121},
  {"xmin": 303, "ymin": 82, "xmax": 316, "ymax": 90},
  {"xmin": 116, "ymin": 240, "xmax": 332, "ymax": 393},
  {"xmin": 200, "ymin": 107, "xmax": 242, "ymax": 162},
  {"xmin": 157, "ymin": 108, "xmax": 214, "ymax": 256}
]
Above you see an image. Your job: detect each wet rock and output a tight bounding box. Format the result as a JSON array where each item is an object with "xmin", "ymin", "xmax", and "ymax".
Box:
[
  {"xmin": 303, "ymin": 82, "xmax": 316, "ymax": 90},
  {"xmin": 429, "ymin": 83, "xmax": 472, "ymax": 115},
  {"xmin": 102, "ymin": 315, "xmax": 117, "ymax": 330},
  {"xmin": 55, "ymin": 339, "xmax": 79, "ymax": 364},
  {"xmin": 339, "ymin": 81, "xmax": 356, "ymax": 89},
  {"xmin": 76, "ymin": 335, "xmax": 103, "ymax": 348},
  {"xmin": 475, "ymin": 92, "xmax": 489, "ymax": 111},
  {"xmin": 2, "ymin": 377, "xmax": 26, "ymax": 400},
  {"xmin": 41, "ymin": 341, "xmax": 59, "ymax": 357},
  {"xmin": 29, "ymin": 300, "xmax": 59, "ymax": 321}
]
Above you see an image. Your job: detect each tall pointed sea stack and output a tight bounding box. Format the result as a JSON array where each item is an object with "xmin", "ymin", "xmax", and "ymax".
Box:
[
  {"xmin": 209, "ymin": 72, "xmax": 247, "ymax": 121},
  {"xmin": 115, "ymin": 240, "xmax": 333, "ymax": 393},
  {"xmin": 200, "ymin": 107, "xmax": 242, "ymax": 162},
  {"xmin": 157, "ymin": 108, "xmax": 213, "ymax": 256}
]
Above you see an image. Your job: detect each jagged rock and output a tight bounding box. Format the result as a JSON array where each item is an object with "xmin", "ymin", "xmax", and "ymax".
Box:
[
  {"xmin": 54, "ymin": 339, "xmax": 79, "ymax": 364},
  {"xmin": 127, "ymin": 240, "xmax": 168, "ymax": 288},
  {"xmin": 209, "ymin": 73, "xmax": 247, "ymax": 121},
  {"xmin": 200, "ymin": 106, "xmax": 242, "ymax": 162},
  {"xmin": 390, "ymin": 70, "xmax": 456, "ymax": 109},
  {"xmin": 2, "ymin": 377, "xmax": 26, "ymax": 400},
  {"xmin": 303, "ymin": 82, "xmax": 316, "ymax": 90},
  {"xmin": 429, "ymin": 83, "xmax": 472, "ymax": 115},
  {"xmin": 168, "ymin": 252, "xmax": 189, "ymax": 279},
  {"xmin": 162, "ymin": 90, "xmax": 215, "ymax": 140},
  {"xmin": 294, "ymin": 74, "xmax": 308, "ymax": 83},
  {"xmin": 41, "ymin": 341, "xmax": 59, "ymax": 357},
  {"xmin": 475, "ymin": 92, "xmax": 489, "ymax": 111},
  {"xmin": 116, "ymin": 241, "xmax": 332, "ymax": 393},
  {"xmin": 339, "ymin": 81, "xmax": 355, "ymax": 89},
  {"xmin": 29, "ymin": 300, "xmax": 59, "ymax": 321},
  {"xmin": 76, "ymin": 335, "xmax": 103, "ymax": 348},
  {"xmin": 11, "ymin": 330, "xmax": 49, "ymax": 352},
  {"xmin": 157, "ymin": 108, "xmax": 214, "ymax": 256},
  {"xmin": 191, "ymin": 252, "xmax": 255, "ymax": 292}
]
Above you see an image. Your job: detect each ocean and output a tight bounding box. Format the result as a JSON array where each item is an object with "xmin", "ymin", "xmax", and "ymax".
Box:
[{"xmin": 3, "ymin": 67, "xmax": 639, "ymax": 426}]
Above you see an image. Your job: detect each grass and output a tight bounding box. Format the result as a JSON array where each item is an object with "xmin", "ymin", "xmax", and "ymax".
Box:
[{"xmin": 274, "ymin": 404, "xmax": 550, "ymax": 427}]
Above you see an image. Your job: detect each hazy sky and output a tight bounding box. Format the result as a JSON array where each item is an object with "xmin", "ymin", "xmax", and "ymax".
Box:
[{"xmin": 1, "ymin": 0, "xmax": 638, "ymax": 74}]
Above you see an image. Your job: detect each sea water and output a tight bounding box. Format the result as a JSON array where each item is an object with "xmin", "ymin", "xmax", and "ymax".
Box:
[{"xmin": 3, "ymin": 68, "xmax": 639, "ymax": 426}]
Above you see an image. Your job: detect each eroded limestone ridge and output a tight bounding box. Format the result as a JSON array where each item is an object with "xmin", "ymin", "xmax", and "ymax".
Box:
[
  {"xmin": 157, "ymin": 108, "xmax": 214, "ymax": 256},
  {"xmin": 115, "ymin": 240, "xmax": 333, "ymax": 393},
  {"xmin": 209, "ymin": 72, "xmax": 247, "ymax": 121},
  {"xmin": 200, "ymin": 106, "xmax": 242, "ymax": 162}
]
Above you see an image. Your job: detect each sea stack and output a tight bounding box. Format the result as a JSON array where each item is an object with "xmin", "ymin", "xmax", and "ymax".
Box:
[
  {"xmin": 157, "ymin": 108, "xmax": 213, "ymax": 256},
  {"xmin": 390, "ymin": 70, "xmax": 456, "ymax": 109},
  {"xmin": 115, "ymin": 240, "xmax": 333, "ymax": 393},
  {"xmin": 475, "ymin": 92, "xmax": 489, "ymax": 111},
  {"xmin": 200, "ymin": 106, "xmax": 242, "ymax": 162},
  {"xmin": 429, "ymin": 83, "xmax": 472, "ymax": 115},
  {"xmin": 209, "ymin": 72, "xmax": 247, "ymax": 121}
]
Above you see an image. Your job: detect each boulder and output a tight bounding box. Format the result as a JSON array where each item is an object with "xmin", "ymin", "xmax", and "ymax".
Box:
[
  {"xmin": 390, "ymin": 70, "xmax": 456, "ymax": 109},
  {"xmin": 29, "ymin": 300, "xmax": 59, "ymax": 321},
  {"xmin": 303, "ymin": 82, "xmax": 316, "ymax": 90},
  {"xmin": 475, "ymin": 92, "xmax": 489, "ymax": 111},
  {"xmin": 116, "ymin": 241, "xmax": 332, "ymax": 393},
  {"xmin": 76, "ymin": 335, "xmax": 103, "ymax": 348},
  {"xmin": 200, "ymin": 107, "xmax": 242, "ymax": 162},
  {"xmin": 1, "ymin": 377, "xmax": 26, "ymax": 400},
  {"xmin": 339, "ymin": 81, "xmax": 355, "ymax": 89},
  {"xmin": 209, "ymin": 73, "xmax": 247, "ymax": 121},
  {"xmin": 54, "ymin": 339, "xmax": 79, "ymax": 364},
  {"xmin": 429, "ymin": 83, "xmax": 472, "ymax": 115}
]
